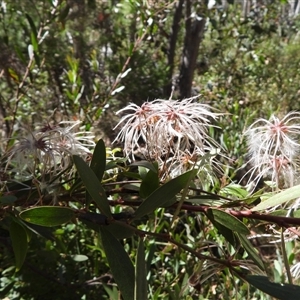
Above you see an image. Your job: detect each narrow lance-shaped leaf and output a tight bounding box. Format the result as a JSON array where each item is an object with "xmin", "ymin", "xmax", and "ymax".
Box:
[
  {"xmin": 246, "ymin": 275, "xmax": 300, "ymax": 299},
  {"xmin": 140, "ymin": 166, "xmax": 159, "ymax": 199},
  {"xmin": 134, "ymin": 170, "xmax": 196, "ymax": 219},
  {"xmin": 9, "ymin": 220, "xmax": 28, "ymax": 271},
  {"xmin": 25, "ymin": 13, "xmax": 40, "ymax": 66},
  {"xmin": 206, "ymin": 211, "xmax": 237, "ymax": 247},
  {"xmin": 73, "ymin": 155, "xmax": 112, "ymax": 218},
  {"xmin": 25, "ymin": 13, "xmax": 38, "ymax": 50},
  {"xmin": 135, "ymin": 238, "xmax": 147, "ymax": 300},
  {"xmin": 20, "ymin": 206, "xmax": 75, "ymax": 227},
  {"xmin": 252, "ymin": 184, "xmax": 300, "ymax": 211},
  {"xmin": 87, "ymin": 139, "xmax": 107, "ymax": 206},
  {"xmin": 100, "ymin": 227, "xmax": 134, "ymax": 300},
  {"xmin": 208, "ymin": 208, "xmax": 250, "ymax": 235},
  {"xmin": 90, "ymin": 139, "xmax": 106, "ymax": 181},
  {"xmin": 237, "ymin": 233, "xmax": 265, "ymax": 271}
]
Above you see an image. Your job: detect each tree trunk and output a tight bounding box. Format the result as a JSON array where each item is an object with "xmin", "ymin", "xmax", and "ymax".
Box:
[
  {"xmin": 164, "ymin": 0, "xmax": 185, "ymax": 97},
  {"xmin": 179, "ymin": 0, "xmax": 206, "ymax": 99}
]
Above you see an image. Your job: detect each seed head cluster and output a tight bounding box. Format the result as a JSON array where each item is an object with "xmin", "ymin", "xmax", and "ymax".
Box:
[
  {"xmin": 5, "ymin": 121, "xmax": 95, "ymax": 180},
  {"xmin": 113, "ymin": 97, "xmax": 222, "ymax": 180},
  {"xmin": 244, "ymin": 112, "xmax": 300, "ymax": 190}
]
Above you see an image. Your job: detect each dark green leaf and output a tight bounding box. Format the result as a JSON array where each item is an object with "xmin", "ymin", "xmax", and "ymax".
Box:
[
  {"xmin": 9, "ymin": 220, "xmax": 28, "ymax": 271},
  {"xmin": 90, "ymin": 139, "xmax": 106, "ymax": 181},
  {"xmin": 120, "ymin": 171, "xmax": 142, "ymax": 180},
  {"xmin": 208, "ymin": 209, "xmax": 250, "ymax": 235},
  {"xmin": 237, "ymin": 233, "xmax": 265, "ymax": 271},
  {"xmin": 23, "ymin": 222, "xmax": 55, "ymax": 240},
  {"xmin": 140, "ymin": 168, "xmax": 159, "ymax": 199},
  {"xmin": 20, "ymin": 206, "xmax": 75, "ymax": 227},
  {"xmin": 25, "ymin": 14, "xmax": 39, "ymax": 63},
  {"xmin": 206, "ymin": 211, "xmax": 237, "ymax": 247},
  {"xmin": 246, "ymin": 275, "xmax": 300, "ymax": 300},
  {"xmin": 25, "ymin": 14, "xmax": 37, "ymax": 38},
  {"xmin": 162, "ymin": 196, "xmax": 177, "ymax": 207},
  {"xmin": 106, "ymin": 222, "xmax": 135, "ymax": 239},
  {"xmin": 59, "ymin": 3, "xmax": 70, "ymax": 23},
  {"xmin": 135, "ymin": 238, "xmax": 147, "ymax": 300},
  {"xmin": 134, "ymin": 170, "xmax": 195, "ymax": 219},
  {"xmin": 73, "ymin": 155, "xmax": 112, "ymax": 217},
  {"xmin": 100, "ymin": 227, "xmax": 134, "ymax": 300},
  {"xmin": 252, "ymin": 184, "xmax": 300, "ymax": 211},
  {"xmin": 87, "ymin": 139, "xmax": 106, "ymax": 206}
]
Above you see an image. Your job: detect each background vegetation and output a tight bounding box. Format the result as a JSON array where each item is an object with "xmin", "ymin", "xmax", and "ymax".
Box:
[{"xmin": 1, "ymin": 0, "xmax": 300, "ymax": 299}]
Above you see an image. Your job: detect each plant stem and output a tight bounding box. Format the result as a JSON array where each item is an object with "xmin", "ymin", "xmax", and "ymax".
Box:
[{"xmin": 281, "ymin": 227, "xmax": 293, "ymax": 284}]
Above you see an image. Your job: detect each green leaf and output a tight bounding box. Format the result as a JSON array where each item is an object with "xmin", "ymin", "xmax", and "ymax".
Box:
[
  {"xmin": 20, "ymin": 206, "xmax": 75, "ymax": 227},
  {"xmin": 221, "ymin": 184, "xmax": 248, "ymax": 199},
  {"xmin": 134, "ymin": 170, "xmax": 195, "ymax": 219},
  {"xmin": 100, "ymin": 227, "xmax": 134, "ymax": 300},
  {"xmin": 25, "ymin": 14, "xmax": 40, "ymax": 65},
  {"xmin": 25, "ymin": 14, "xmax": 37, "ymax": 39},
  {"xmin": 237, "ymin": 233, "xmax": 265, "ymax": 271},
  {"xmin": 73, "ymin": 155, "xmax": 112, "ymax": 218},
  {"xmin": 9, "ymin": 220, "xmax": 28, "ymax": 271},
  {"xmin": 135, "ymin": 238, "xmax": 147, "ymax": 300},
  {"xmin": 206, "ymin": 211, "xmax": 237, "ymax": 247},
  {"xmin": 25, "ymin": 14, "xmax": 38, "ymax": 51},
  {"xmin": 140, "ymin": 168, "xmax": 159, "ymax": 199},
  {"xmin": 59, "ymin": 3, "xmax": 70, "ymax": 24},
  {"xmin": 131, "ymin": 160, "xmax": 158, "ymax": 174},
  {"xmin": 208, "ymin": 209, "xmax": 250, "ymax": 235},
  {"xmin": 269, "ymin": 209, "xmax": 289, "ymax": 217},
  {"xmin": 106, "ymin": 222, "xmax": 135, "ymax": 239},
  {"xmin": 246, "ymin": 275, "xmax": 300, "ymax": 299},
  {"xmin": 138, "ymin": 166, "xmax": 149, "ymax": 180},
  {"xmin": 22, "ymin": 222, "xmax": 55, "ymax": 241},
  {"xmin": 87, "ymin": 139, "xmax": 106, "ymax": 206},
  {"xmin": 252, "ymin": 184, "xmax": 300, "ymax": 211},
  {"xmin": 270, "ymin": 209, "xmax": 300, "ymax": 218},
  {"xmin": 90, "ymin": 139, "xmax": 106, "ymax": 181}
]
